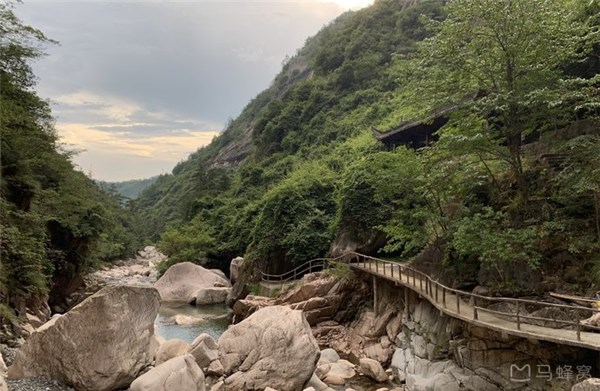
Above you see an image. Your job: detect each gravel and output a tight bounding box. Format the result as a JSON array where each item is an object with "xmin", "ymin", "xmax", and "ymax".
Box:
[
  {"xmin": 7, "ymin": 378, "xmax": 74, "ymax": 391},
  {"xmin": 2, "ymin": 346, "xmax": 73, "ymax": 391},
  {"xmin": 1, "ymin": 345, "xmax": 17, "ymax": 367}
]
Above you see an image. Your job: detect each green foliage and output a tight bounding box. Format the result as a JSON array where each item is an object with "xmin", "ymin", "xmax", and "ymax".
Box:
[
  {"xmin": 324, "ymin": 261, "xmax": 353, "ymax": 281},
  {"xmin": 157, "ymin": 216, "xmax": 216, "ymax": 274},
  {"xmin": 400, "ymin": 0, "xmax": 596, "ymax": 198},
  {"xmin": 0, "ymin": 2, "xmax": 142, "ymax": 308},
  {"xmin": 452, "ymin": 207, "xmax": 542, "ymax": 270},
  {"xmin": 134, "ymin": 0, "xmax": 600, "ymax": 292},
  {"xmin": 246, "ymin": 162, "xmax": 337, "ymax": 268}
]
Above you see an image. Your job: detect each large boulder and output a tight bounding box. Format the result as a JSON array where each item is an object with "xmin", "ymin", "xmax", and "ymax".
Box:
[
  {"xmin": 7, "ymin": 285, "xmax": 160, "ymax": 391},
  {"xmin": 155, "ymin": 262, "xmax": 231, "ymax": 303},
  {"xmin": 130, "ymin": 354, "xmax": 205, "ymax": 391},
  {"xmin": 218, "ymin": 306, "xmax": 319, "ymax": 390},
  {"xmin": 229, "ymin": 257, "xmax": 244, "ymax": 284},
  {"xmin": 193, "ymin": 287, "xmax": 231, "ymax": 305}
]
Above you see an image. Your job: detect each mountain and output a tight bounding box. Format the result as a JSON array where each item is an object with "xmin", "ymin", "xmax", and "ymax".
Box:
[
  {"xmin": 97, "ymin": 176, "xmax": 159, "ymax": 200},
  {"xmin": 135, "ymin": 0, "xmax": 600, "ymax": 294}
]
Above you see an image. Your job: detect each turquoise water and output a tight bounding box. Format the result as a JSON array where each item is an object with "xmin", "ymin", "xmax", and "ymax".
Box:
[{"xmin": 155, "ymin": 302, "xmax": 231, "ymax": 343}]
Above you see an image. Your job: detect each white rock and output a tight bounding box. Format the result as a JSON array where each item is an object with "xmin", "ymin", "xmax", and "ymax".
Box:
[
  {"xmin": 318, "ymin": 348, "xmax": 340, "ymax": 365},
  {"xmin": 155, "ymin": 262, "xmax": 231, "ymax": 303},
  {"xmin": 130, "ymin": 354, "xmax": 205, "ymax": 391},
  {"xmin": 229, "ymin": 257, "xmax": 244, "ymax": 284},
  {"xmin": 359, "ymin": 358, "xmax": 388, "ymax": 383},
  {"xmin": 193, "ymin": 287, "xmax": 231, "ymax": 305},
  {"xmin": 155, "ymin": 338, "xmax": 191, "ymax": 366},
  {"xmin": 189, "ymin": 334, "xmax": 219, "ymax": 368},
  {"xmin": 219, "ymin": 306, "xmax": 319, "ymax": 390},
  {"xmin": 7, "ymin": 286, "xmax": 160, "ymax": 391}
]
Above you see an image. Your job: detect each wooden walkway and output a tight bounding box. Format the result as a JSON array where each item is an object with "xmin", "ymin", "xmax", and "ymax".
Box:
[{"xmin": 350, "ymin": 257, "xmax": 600, "ymax": 352}]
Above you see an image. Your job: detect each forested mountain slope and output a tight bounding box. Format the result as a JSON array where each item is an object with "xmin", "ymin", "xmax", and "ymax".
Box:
[
  {"xmin": 97, "ymin": 176, "xmax": 159, "ymax": 201},
  {"xmin": 136, "ymin": 0, "xmax": 600, "ymax": 294},
  {"xmin": 0, "ymin": 3, "xmax": 142, "ymax": 327}
]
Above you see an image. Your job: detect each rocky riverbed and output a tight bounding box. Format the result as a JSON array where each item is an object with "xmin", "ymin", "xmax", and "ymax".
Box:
[{"xmin": 3, "ymin": 250, "xmax": 600, "ymax": 391}]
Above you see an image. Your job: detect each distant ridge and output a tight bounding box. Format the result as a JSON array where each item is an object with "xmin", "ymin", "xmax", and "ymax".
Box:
[{"xmin": 97, "ymin": 176, "xmax": 159, "ymax": 200}]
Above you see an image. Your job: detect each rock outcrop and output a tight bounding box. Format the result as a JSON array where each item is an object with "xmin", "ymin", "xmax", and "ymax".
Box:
[
  {"xmin": 229, "ymin": 257, "xmax": 244, "ymax": 284},
  {"xmin": 232, "ymin": 272, "xmax": 368, "ymax": 325},
  {"xmin": 130, "ymin": 354, "xmax": 205, "ymax": 391},
  {"xmin": 218, "ymin": 306, "xmax": 319, "ymax": 390},
  {"xmin": 155, "ymin": 262, "xmax": 230, "ymax": 303},
  {"xmin": 8, "ymin": 285, "xmax": 160, "ymax": 391}
]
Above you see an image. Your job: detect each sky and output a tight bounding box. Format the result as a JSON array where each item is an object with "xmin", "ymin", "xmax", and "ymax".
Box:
[{"xmin": 16, "ymin": 0, "xmax": 374, "ymax": 182}]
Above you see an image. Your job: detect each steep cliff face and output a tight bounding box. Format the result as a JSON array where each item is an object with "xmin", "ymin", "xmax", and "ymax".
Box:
[{"xmin": 371, "ymin": 278, "xmax": 598, "ymax": 391}]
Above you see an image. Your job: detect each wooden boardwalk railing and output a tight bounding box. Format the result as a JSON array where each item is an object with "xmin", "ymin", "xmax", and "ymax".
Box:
[
  {"xmin": 262, "ymin": 252, "xmax": 600, "ymax": 351},
  {"xmin": 349, "ymin": 252, "xmax": 600, "ymax": 351}
]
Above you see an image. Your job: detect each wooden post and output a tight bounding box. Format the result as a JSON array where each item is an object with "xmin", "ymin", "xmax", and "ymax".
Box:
[
  {"xmin": 435, "ymin": 283, "xmax": 439, "ymax": 302},
  {"xmin": 373, "ymin": 275, "xmax": 378, "ymax": 317},
  {"xmin": 576, "ymin": 310, "xmax": 581, "ymax": 341},
  {"xmin": 404, "ymin": 287, "xmax": 409, "ymax": 314},
  {"xmin": 457, "ymin": 293, "xmax": 460, "ymax": 314},
  {"xmin": 391, "ymin": 263, "xmax": 394, "ymax": 279},
  {"xmin": 420, "ymin": 275, "xmax": 423, "ymax": 291},
  {"xmin": 474, "ymin": 306, "xmax": 478, "ymax": 320},
  {"xmin": 443, "ymin": 287, "xmax": 446, "ymax": 308},
  {"xmin": 516, "ymin": 301, "xmax": 521, "ymax": 330},
  {"xmin": 412, "ymin": 270, "xmax": 416, "ymax": 286}
]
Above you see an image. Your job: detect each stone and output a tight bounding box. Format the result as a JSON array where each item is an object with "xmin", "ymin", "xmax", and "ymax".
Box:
[
  {"xmin": 275, "ymin": 274, "xmax": 337, "ymax": 304},
  {"xmin": 304, "ymin": 388, "xmax": 317, "ymax": 391},
  {"xmin": 7, "ymin": 285, "xmax": 160, "ymax": 391},
  {"xmin": 155, "ymin": 338, "xmax": 191, "ymax": 366},
  {"xmin": 206, "ymin": 359, "xmax": 224, "ymax": 377},
  {"xmin": 189, "ymin": 333, "xmax": 219, "ymax": 368},
  {"xmin": 229, "ymin": 257, "xmax": 244, "ymax": 284},
  {"xmin": 305, "ymin": 373, "xmax": 334, "ymax": 391},
  {"xmin": 210, "ymin": 269, "xmax": 228, "ymax": 280},
  {"xmin": 130, "ymin": 354, "xmax": 205, "ymax": 391},
  {"xmin": 264, "ymin": 388, "xmax": 279, "ymax": 391},
  {"xmin": 572, "ymin": 378, "xmax": 600, "ymax": 391},
  {"xmin": 219, "ymin": 306, "xmax": 319, "ymax": 390},
  {"xmin": 0, "ymin": 378, "xmax": 6, "ymax": 391},
  {"xmin": 210, "ymin": 381, "xmax": 224, "ymax": 391},
  {"xmin": 323, "ymin": 360, "xmax": 355, "ymax": 385},
  {"xmin": 193, "ymin": 287, "xmax": 231, "ymax": 305},
  {"xmin": 359, "ymin": 358, "xmax": 388, "ymax": 383},
  {"xmin": 173, "ymin": 314, "xmax": 207, "ymax": 326},
  {"xmin": 318, "ymin": 348, "xmax": 340, "ymax": 365},
  {"xmin": 232, "ymin": 295, "xmax": 272, "ymax": 321},
  {"xmin": 155, "ymin": 262, "xmax": 230, "ymax": 303}
]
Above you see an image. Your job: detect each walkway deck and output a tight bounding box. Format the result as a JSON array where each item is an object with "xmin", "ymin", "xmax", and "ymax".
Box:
[{"xmin": 350, "ymin": 259, "xmax": 600, "ymax": 352}]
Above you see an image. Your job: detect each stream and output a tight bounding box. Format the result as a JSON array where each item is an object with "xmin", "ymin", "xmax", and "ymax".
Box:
[{"xmin": 155, "ymin": 302, "xmax": 230, "ymax": 343}]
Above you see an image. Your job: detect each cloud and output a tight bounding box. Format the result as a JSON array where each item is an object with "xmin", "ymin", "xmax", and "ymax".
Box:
[
  {"xmin": 16, "ymin": 1, "xmax": 346, "ymax": 180},
  {"xmin": 59, "ymin": 123, "xmax": 220, "ymax": 180}
]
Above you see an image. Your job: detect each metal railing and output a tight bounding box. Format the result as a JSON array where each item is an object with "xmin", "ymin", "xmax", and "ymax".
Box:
[
  {"xmin": 348, "ymin": 252, "xmax": 600, "ymax": 342},
  {"xmin": 260, "ymin": 257, "xmax": 332, "ymax": 282}
]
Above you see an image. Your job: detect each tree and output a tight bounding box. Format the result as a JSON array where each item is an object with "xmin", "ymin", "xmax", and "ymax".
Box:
[{"xmin": 401, "ymin": 0, "xmax": 595, "ymax": 201}]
